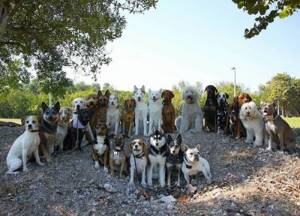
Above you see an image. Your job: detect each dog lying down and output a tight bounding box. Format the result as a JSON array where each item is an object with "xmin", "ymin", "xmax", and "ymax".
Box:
[{"xmin": 6, "ymin": 116, "xmax": 44, "ymax": 174}]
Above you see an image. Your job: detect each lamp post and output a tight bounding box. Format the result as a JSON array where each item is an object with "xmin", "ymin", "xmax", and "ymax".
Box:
[{"xmin": 231, "ymin": 67, "xmax": 237, "ymax": 97}]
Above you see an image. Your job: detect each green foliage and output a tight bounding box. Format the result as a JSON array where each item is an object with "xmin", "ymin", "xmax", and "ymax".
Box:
[{"xmin": 232, "ymin": 0, "xmax": 300, "ymax": 38}]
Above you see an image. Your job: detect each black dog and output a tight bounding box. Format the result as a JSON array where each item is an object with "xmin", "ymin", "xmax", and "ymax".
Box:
[
  {"xmin": 216, "ymin": 92, "xmax": 229, "ymax": 134},
  {"xmin": 203, "ymin": 85, "xmax": 218, "ymax": 132}
]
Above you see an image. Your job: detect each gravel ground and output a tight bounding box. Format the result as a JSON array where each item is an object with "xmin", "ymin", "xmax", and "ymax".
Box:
[{"xmin": 0, "ymin": 126, "xmax": 300, "ymax": 216}]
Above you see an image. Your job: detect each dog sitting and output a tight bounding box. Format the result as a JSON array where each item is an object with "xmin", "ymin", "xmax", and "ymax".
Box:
[
  {"xmin": 203, "ymin": 85, "xmax": 218, "ymax": 132},
  {"xmin": 161, "ymin": 90, "xmax": 176, "ymax": 133},
  {"xmin": 86, "ymin": 93, "xmax": 100, "ymax": 135},
  {"xmin": 39, "ymin": 102, "xmax": 60, "ymax": 162},
  {"xmin": 133, "ymin": 85, "xmax": 148, "ymax": 136},
  {"xmin": 122, "ymin": 98, "xmax": 136, "ymax": 137},
  {"xmin": 72, "ymin": 97, "xmax": 86, "ymax": 110},
  {"xmin": 166, "ymin": 134, "xmax": 184, "ymax": 187},
  {"xmin": 6, "ymin": 115, "xmax": 44, "ymax": 173},
  {"xmin": 109, "ymin": 134, "xmax": 127, "ymax": 177},
  {"xmin": 92, "ymin": 134, "xmax": 110, "ymax": 170},
  {"xmin": 240, "ymin": 101, "xmax": 264, "ymax": 147},
  {"xmin": 57, "ymin": 107, "xmax": 72, "ymax": 151},
  {"xmin": 176, "ymin": 86, "xmax": 203, "ymax": 134},
  {"xmin": 98, "ymin": 89, "xmax": 110, "ymax": 125},
  {"xmin": 128, "ymin": 138, "xmax": 148, "ymax": 189},
  {"xmin": 181, "ymin": 144, "xmax": 212, "ymax": 193},
  {"xmin": 147, "ymin": 129, "xmax": 167, "ymax": 187},
  {"xmin": 148, "ymin": 89, "xmax": 163, "ymax": 136},
  {"xmin": 261, "ymin": 102, "xmax": 296, "ymax": 152},
  {"xmin": 216, "ymin": 92, "xmax": 229, "ymax": 134},
  {"xmin": 107, "ymin": 94, "xmax": 121, "ymax": 136}
]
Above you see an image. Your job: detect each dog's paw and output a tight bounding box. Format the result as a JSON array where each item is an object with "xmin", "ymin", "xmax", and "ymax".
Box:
[
  {"xmin": 94, "ymin": 163, "xmax": 100, "ymax": 169},
  {"xmin": 38, "ymin": 162, "xmax": 45, "ymax": 166},
  {"xmin": 186, "ymin": 184, "xmax": 197, "ymax": 194},
  {"xmin": 141, "ymin": 181, "xmax": 147, "ymax": 188},
  {"xmin": 23, "ymin": 167, "xmax": 29, "ymax": 172},
  {"xmin": 128, "ymin": 182, "xmax": 136, "ymax": 192},
  {"xmin": 176, "ymin": 181, "xmax": 181, "ymax": 187},
  {"xmin": 103, "ymin": 167, "xmax": 109, "ymax": 174}
]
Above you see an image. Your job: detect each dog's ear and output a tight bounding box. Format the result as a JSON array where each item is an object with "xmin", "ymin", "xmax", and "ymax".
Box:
[
  {"xmin": 124, "ymin": 100, "xmax": 129, "ymax": 110},
  {"xmin": 104, "ymin": 90, "xmax": 110, "ymax": 97},
  {"xmin": 225, "ymin": 93, "xmax": 229, "ymax": 99},
  {"xmin": 98, "ymin": 90, "xmax": 102, "ymax": 96},
  {"xmin": 170, "ymin": 91, "xmax": 175, "ymax": 99},
  {"xmin": 166, "ymin": 135, "xmax": 172, "ymax": 144},
  {"xmin": 131, "ymin": 98, "xmax": 136, "ymax": 108},
  {"xmin": 54, "ymin": 102, "xmax": 60, "ymax": 112},
  {"xmin": 181, "ymin": 144, "xmax": 188, "ymax": 152},
  {"xmin": 176, "ymin": 134, "xmax": 182, "ymax": 145},
  {"xmin": 272, "ymin": 100, "xmax": 278, "ymax": 107},
  {"xmin": 247, "ymin": 94, "xmax": 252, "ymax": 102},
  {"xmin": 216, "ymin": 93, "xmax": 219, "ymax": 98},
  {"xmin": 161, "ymin": 90, "xmax": 166, "ymax": 98},
  {"xmin": 196, "ymin": 144, "xmax": 201, "ymax": 151},
  {"xmin": 204, "ymin": 86, "xmax": 208, "ymax": 92},
  {"xmin": 214, "ymin": 86, "xmax": 218, "ymax": 94},
  {"xmin": 141, "ymin": 85, "xmax": 145, "ymax": 93},
  {"xmin": 41, "ymin": 102, "xmax": 48, "ymax": 112},
  {"xmin": 133, "ymin": 85, "xmax": 138, "ymax": 93},
  {"xmin": 159, "ymin": 88, "xmax": 163, "ymax": 95}
]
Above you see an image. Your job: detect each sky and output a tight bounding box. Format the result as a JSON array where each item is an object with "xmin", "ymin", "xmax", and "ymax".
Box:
[{"xmin": 68, "ymin": 0, "xmax": 300, "ymax": 92}]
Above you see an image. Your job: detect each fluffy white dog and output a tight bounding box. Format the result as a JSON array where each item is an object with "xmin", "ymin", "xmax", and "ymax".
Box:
[
  {"xmin": 133, "ymin": 85, "xmax": 148, "ymax": 136},
  {"xmin": 72, "ymin": 97, "xmax": 86, "ymax": 110},
  {"xmin": 148, "ymin": 89, "xmax": 163, "ymax": 136},
  {"xmin": 176, "ymin": 86, "xmax": 203, "ymax": 133},
  {"xmin": 239, "ymin": 101, "xmax": 264, "ymax": 146},
  {"xmin": 6, "ymin": 116, "xmax": 44, "ymax": 173},
  {"xmin": 107, "ymin": 94, "xmax": 121, "ymax": 135}
]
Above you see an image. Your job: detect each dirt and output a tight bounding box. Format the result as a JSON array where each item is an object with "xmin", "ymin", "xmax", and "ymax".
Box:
[{"xmin": 0, "ymin": 126, "xmax": 300, "ymax": 216}]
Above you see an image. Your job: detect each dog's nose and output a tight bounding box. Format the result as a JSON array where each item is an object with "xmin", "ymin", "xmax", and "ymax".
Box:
[
  {"xmin": 28, "ymin": 124, "xmax": 32, "ymax": 129},
  {"xmin": 138, "ymin": 97, "xmax": 141, "ymax": 101},
  {"xmin": 111, "ymin": 102, "xmax": 114, "ymax": 105},
  {"xmin": 194, "ymin": 154, "xmax": 199, "ymax": 161}
]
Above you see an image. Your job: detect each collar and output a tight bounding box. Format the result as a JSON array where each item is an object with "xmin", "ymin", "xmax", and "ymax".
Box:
[
  {"xmin": 167, "ymin": 150, "xmax": 184, "ymax": 163},
  {"xmin": 183, "ymin": 155, "xmax": 193, "ymax": 169},
  {"xmin": 40, "ymin": 119, "xmax": 57, "ymax": 134},
  {"xmin": 133, "ymin": 152, "xmax": 145, "ymax": 159},
  {"xmin": 29, "ymin": 129, "xmax": 40, "ymax": 133}
]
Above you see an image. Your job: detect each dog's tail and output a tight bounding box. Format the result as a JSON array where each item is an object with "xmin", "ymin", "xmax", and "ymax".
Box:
[{"xmin": 175, "ymin": 116, "xmax": 182, "ymax": 132}]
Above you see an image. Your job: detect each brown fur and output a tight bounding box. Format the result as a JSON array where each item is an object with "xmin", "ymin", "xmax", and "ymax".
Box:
[
  {"xmin": 109, "ymin": 135, "xmax": 128, "ymax": 177},
  {"xmin": 122, "ymin": 99, "xmax": 136, "ymax": 137},
  {"xmin": 86, "ymin": 93, "xmax": 100, "ymax": 130},
  {"xmin": 98, "ymin": 90, "xmax": 110, "ymax": 124},
  {"xmin": 161, "ymin": 90, "xmax": 176, "ymax": 133}
]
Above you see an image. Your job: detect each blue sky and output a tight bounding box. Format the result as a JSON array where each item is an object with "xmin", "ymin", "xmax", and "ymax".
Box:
[{"xmin": 71, "ymin": 0, "xmax": 300, "ymax": 92}]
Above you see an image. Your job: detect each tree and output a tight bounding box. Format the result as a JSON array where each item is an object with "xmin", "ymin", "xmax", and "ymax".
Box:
[
  {"xmin": 0, "ymin": 0, "xmax": 158, "ymax": 85},
  {"xmin": 232, "ymin": 0, "xmax": 300, "ymax": 38}
]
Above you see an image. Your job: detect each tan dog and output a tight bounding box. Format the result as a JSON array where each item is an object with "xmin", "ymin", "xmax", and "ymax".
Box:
[
  {"xmin": 161, "ymin": 90, "xmax": 176, "ymax": 133},
  {"xmin": 57, "ymin": 107, "xmax": 72, "ymax": 151},
  {"xmin": 109, "ymin": 134, "xmax": 127, "ymax": 177},
  {"xmin": 122, "ymin": 99, "xmax": 136, "ymax": 137}
]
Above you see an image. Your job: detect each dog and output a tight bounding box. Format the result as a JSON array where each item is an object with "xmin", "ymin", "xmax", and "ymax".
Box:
[
  {"xmin": 72, "ymin": 97, "xmax": 86, "ymax": 110},
  {"xmin": 122, "ymin": 98, "xmax": 136, "ymax": 137},
  {"xmin": 6, "ymin": 115, "xmax": 44, "ymax": 173},
  {"xmin": 92, "ymin": 134, "xmax": 110, "ymax": 170},
  {"xmin": 240, "ymin": 101, "xmax": 264, "ymax": 146},
  {"xmin": 107, "ymin": 94, "xmax": 121, "ymax": 136},
  {"xmin": 56, "ymin": 107, "xmax": 72, "ymax": 151},
  {"xmin": 216, "ymin": 92, "xmax": 229, "ymax": 134},
  {"xmin": 128, "ymin": 138, "xmax": 148, "ymax": 189},
  {"xmin": 109, "ymin": 134, "xmax": 127, "ymax": 177},
  {"xmin": 166, "ymin": 134, "xmax": 184, "ymax": 187},
  {"xmin": 98, "ymin": 89, "xmax": 110, "ymax": 125},
  {"xmin": 181, "ymin": 144, "xmax": 212, "ymax": 193},
  {"xmin": 148, "ymin": 89, "xmax": 163, "ymax": 136},
  {"xmin": 161, "ymin": 90, "xmax": 176, "ymax": 133},
  {"xmin": 86, "ymin": 93, "xmax": 100, "ymax": 132},
  {"xmin": 39, "ymin": 102, "xmax": 60, "ymax": 162},
  {"xmin": 133, "ymin": 85, "xmax": 148, "ymax": 136},
  {"xmin": 261, "ymin": 101, "xmax": 296, "ymax": 152},
  {"xmin": 176, "ymin": 86, "xmax": 203, "ymax": 134},
  {"xmin": 203, "ymin": 85, "xmax": 218, "ymax": 132},
  {"xmin": 147, "ymin": 129, "xmax": 167, "ymax": 187}
]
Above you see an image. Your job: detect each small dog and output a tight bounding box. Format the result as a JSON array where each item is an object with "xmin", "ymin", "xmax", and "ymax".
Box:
[
  {"xmin": 128, "ymin": 138, "xmax": 148, "ymax": 189},
  {"xmin": 166, "ymin": 134, "xmax": 184, "ymax": 187},
  {"xmin": 176, "ymin": 86, "xmax": 203, "ymax": 134},
  {"xmin": 203, "ymin": 85, "xmax": 218, "ymax": 132},
  {"xmin": 6, "ymin": 115, "xmax": 44, "ymax": 173},
  {"xmin": 148, "ymin": 89, "xmax": 163, "ymax": 136},
  {"xmin": 57, "ymin": 107, "xmax": 72, "ymax": 151},
  {"xmin": 107, "ymin": 94, "xmax": 121, "ymax": 136},
  {"xmin": 122, "ymin": 99, "xmax": 136, "ymax": 137},
  {"xmin": 147, "ymin": 129, "xmax": 167, "ymax": 187},
  {"xmin": 133, "ymin": 85, "xmax": 148, "ymax": 136},
  {"xmin": 92, "ymin": 134, "xmax": 110, "ymax": 170},
  {"xmin": 39, "ymin": 102, "xmax": 60, "ymax": 162},
  {"xmin": 109, "ymin": 134, "xmax": 127, "ymax": 177},
  {"xmin": 161, "ymin": 90, "xmax": 176, "ymax": 133},
  {"xmin": 181, "ymin": 144, "xmax": 212, "ymax": 192},
  {"xmin": 240, "ymin": 101, "xmax": 264, "ymax": 146},
  {"xmin": 261, "ymin": 102, "xmax": 296, "ymax": 152},
  {"xmin": 216, "ymin": 92, "xmax": 229, "ymax": 134}
]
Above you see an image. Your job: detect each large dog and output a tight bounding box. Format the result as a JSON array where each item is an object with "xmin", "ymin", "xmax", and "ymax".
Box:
[
  {"xmin": 148, "ymin": 89, "xmax": 163, "ymax": 136},
  {"xmin": 133, "ymin": 85, "xmax": 148, "ymax": 136},
  {"xmin": 176, "ymin": 86, "xmax": 203, "ymax": 134},
  {"xmin": 57, "ymin": 107, "xmax": 72, "ymax": 151},
  {"xmin": 122, "ymin": 99, "xmax": 136, "ymax": 137},
  {"xmin": 107, "ymin": 94, "xmax": 121, "ymax": 136},
  {"xmin": 216, "ymin": 92, "xmax": 229, "ymax": 134},
  {"xmin": 203, "ymin": 85, "xmax": 218, "ymax": 132},
  {"xmin": 161, "ymin": 90, "xmax": 176, "ymax": 133}
]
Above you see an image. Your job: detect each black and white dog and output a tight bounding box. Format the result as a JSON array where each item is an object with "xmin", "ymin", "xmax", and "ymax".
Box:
[
  {"xmin": 147, "ymin": 129, "xmax": 167, "ymax": 188},
  {"xmin": 216, "ymin": 92, "xmax": 229, "ymax": 134}
]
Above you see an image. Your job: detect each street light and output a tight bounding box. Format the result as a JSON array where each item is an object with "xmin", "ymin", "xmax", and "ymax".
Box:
[{"xmin": 231, "ymin": 67, "xmax": 237, "ymax": 97}]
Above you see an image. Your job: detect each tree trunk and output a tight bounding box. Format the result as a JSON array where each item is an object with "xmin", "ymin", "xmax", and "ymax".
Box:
[{"xmin": 0, "ymin": 4, "xmax": 9, "ymax": 37}]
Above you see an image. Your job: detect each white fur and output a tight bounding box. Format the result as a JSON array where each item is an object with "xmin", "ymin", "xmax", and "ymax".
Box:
[
  {"xmin": 107, "ymin": 95, "xmax": 120, "ymax": 135},
  {"xmin": 178, "ymin": 86, "xmax": 203, "ymax": 133},
  {"xmin": 133, "ymin": 85, "xmax": 148, "ymax": 136},
  {"xmin": 147, "ymin": 89, "xmax": 163, "ymax": 136},
  {"xmin": 6, "ymin": 116, "xmax": 44, "ymax": 173},
  {"xmin": 94, "ymin": 136, "xmax": 107, "ymax": 156},
  {"xmin": 72, "ymin": 97, "xmax": 86, "ymax": 110},
  {"xmin": 240, "ymin": 101, "xmax": 264, "ymax": 146},
  {"xmin": 56, "ymin": 107, "xmax": 72, "ymax": 151}
]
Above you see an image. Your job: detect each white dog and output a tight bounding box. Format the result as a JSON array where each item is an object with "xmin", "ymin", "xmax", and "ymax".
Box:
[
  {"xmin": 176, "ymin": 86, "xmax": 203, "ymax": 133},
  {"xmin": 6, "ymin": 116, "xmax": 44, "ymax": 173},
  {"xmin": 148, "ymin": 89, "xmax": 163, "ymax": 136},
  {"xmin": 107, "ymin": 95, "xmax": 120, "ymax": 135},
  {"xmin": 239, "ymin": 101, "xmax": 264, "ymax": 146},
  {"xmin": 57, "ymin": 107, "xmax": 72, "ymax": 151},
  {"xmin": 133, "ymin": 85, "xmax": 148, "ymax": 136},
  {"xmin": 72, "ymin": 97, "xmax": 86, "ymax": 110}
]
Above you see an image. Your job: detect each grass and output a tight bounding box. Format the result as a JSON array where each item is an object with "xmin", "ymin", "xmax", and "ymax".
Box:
[
  {"xmin": 284, "ymin": 117, "xmax": 300, "ymax": 128},
  {"xmin": 0, "ymin": 118, "xmax": 22, "ymax": 124}
]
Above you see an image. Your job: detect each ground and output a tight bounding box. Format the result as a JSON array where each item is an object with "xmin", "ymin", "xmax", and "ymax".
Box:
[{"xmin": 0, "ymin": 126, "xmax": 300, "ymax": 216}]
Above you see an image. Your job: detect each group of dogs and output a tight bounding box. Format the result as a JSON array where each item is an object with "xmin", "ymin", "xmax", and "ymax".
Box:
[{"xmin": 6, "ymin": 84, "xmax": 296, "ymax": 193}]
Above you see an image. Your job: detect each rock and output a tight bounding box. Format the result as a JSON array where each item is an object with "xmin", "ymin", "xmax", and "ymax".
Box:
[
  {"xmin": 103, "ymin": 183, "xmax": 117, "ymax": 193},
  {"xmin": 159, "ymin": 195, "xmax": 176, "ymax": 204}
]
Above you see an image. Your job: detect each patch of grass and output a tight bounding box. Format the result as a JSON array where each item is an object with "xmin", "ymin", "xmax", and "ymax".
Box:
[
  {"xmin": 0, "ymin": 118, "xmax": 21, "ymax": 124},
  {"xmin": 284, "ymin": 117, "xmax": 300, "ymax": 128}
]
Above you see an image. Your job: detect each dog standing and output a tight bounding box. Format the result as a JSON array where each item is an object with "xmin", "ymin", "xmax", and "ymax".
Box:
[
  {"xmin": 6, "ymin": 116, "xmax": 44, "ymax": 173},
  {"xmin": 203, "ymin": 85, "xmax": 218, "ymax": 132},
  {"xmin": 109, "ymin": 134, "xmax": 127, "ymax": 177},
  {"xmin": 122, "ymin": 99, "xmax": 136, "ymax": 137},
  {"xmin": 161, "ymin": 90, "xmax": 176, "ymax": 133},
  {"xmin": 57, "ymin": 107, "xmax": 72, "ymax": 151},
  {"xmin": 107, "ymin": 94, "xmax": 121, "ymax": 136},
  {"xmin": 261, "ymin": 102, "xmax": 296, "ymax": 152},
  {"xmin": 216, "ymin": 92, "xmax": 229, "ymax": 134},
  {"xmin": 148, "ymin": 89, "xmax": 163, "ymax": 136},
  {"xmin": 133, "ymin": 85, "xmax": 148, "ymax": 136}
]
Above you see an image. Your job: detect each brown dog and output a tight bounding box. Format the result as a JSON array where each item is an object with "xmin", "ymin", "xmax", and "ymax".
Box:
[
  {"xmin": 161, "ymin": 90, "xmax": 176, "ymax": 133},
  {"xmin": 122, "ymin": 99, "xmax": 136, "ymax": 137},
  {"xmin": 109, "ymin": 134, "xmax": 127, "ymax": 177},
  {"xmin": 98, "ymin": 90, "xmax": 110, "ymax": 124}
]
